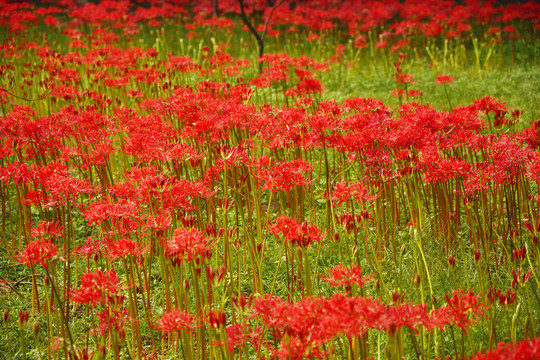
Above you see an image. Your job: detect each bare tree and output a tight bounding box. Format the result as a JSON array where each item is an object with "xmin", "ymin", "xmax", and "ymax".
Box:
[
  {"xmin": 238, "ymin": 0, "xmax": 287, "ymax": 71},
  {"xmin": 213, "ymin": 0, "xmax": 220, "ymax": 17}
]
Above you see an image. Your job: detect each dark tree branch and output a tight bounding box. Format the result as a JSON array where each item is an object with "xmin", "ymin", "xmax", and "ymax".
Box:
[
  {"xmin": 1, "ymin": 76, "xmax": 52, "ymax": 102},
  {"xmin": 261, "ymin": 0, "xmax": 286, "ymax": 46},
  {"xmin": 213, "ymin": 0, "xmax": 220, "ymax": 17},
  {"xmin": 238, "ymin": 0, "xmax": 286, "ymax": 72}
]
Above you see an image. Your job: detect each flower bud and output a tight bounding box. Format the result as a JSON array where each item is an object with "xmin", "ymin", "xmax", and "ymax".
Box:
[
  {"xmin": 19, "ymin": 310, "xmax": 29, "ymax": 325},
  {"xmin": 3, "ymin": 310, "xmax": 9, "ymax": 322},
  {"xmin": 97, "ymin": 344, "xmax": 107, "ymax": 358},
  {"xmin": 206, "ymin": 266, "xmax": 214, "ymax": 280},
  {"xmin": 33, "ymin": 321, "xmax": 39, "ymax": 335}
]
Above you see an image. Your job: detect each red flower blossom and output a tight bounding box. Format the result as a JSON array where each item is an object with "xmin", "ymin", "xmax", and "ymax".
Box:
[
  {"xmin": 15, "ymin": 239, "xmax": 58, "ymax": 269},
  {"xmin": 321, "ymin": 264, "xmax": 373, "ymax": 288},
  {"xmin": 469, "ymin": 337, "xmax": 540, "ymax": 360},
  {"xmin": 324, "ymin": 181, "xmax": 380, "ymax": 205},
  {"xmin": 104, "ymin": 237, "xmax": 148, "ymax": 261},
  {"xmin": 443, "ymin": 290, "xmax": 489, "ymax": 334},
  {"xmin": 254, "ymin": 158, "xmax": 313, "ymax": 192},
  {"xmin": 225, "ymin": 323, "xmax": 263, "ymax": 354},
  {"xmin": 30, "ymin": 221, "xmax": 64, "ymax": 239},
  {"xmin": 269, "ymin": 215, "xmax": 323, "ymax": 248},
  {"xmin": 93, "ymin": 308, "xmax": 130, "ymax": 336},
  {"xmin": 435, "ymin": 74, "xmax": 455, "ymax": 85},
  {"xmin": 164, "ymin": 227, "xmax": 212, "ymax": 263},
  {"xmin": 296, "ymin": 78, "xmax": 323, "ymax": 95},
  {"xmin": 157, "ymin": 309, "xmax": 197, "ymax": 338},
  {"xmin": 70, "ymin": 269, "xmax": 120, "ymax": 306}
]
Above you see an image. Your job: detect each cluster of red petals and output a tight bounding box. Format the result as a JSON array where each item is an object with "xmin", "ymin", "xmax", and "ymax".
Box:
[
  {"xmin": 435, "ymin": 74, "xmax": 455, "ymax": 85},
  {"xmin": 251, "ymin": 293, "xmax": 451, "ymax": 358},
  {"xmin": 164, "ymin": 227, "xmax": 212, "ymax": 263},
  {"xmin": 254, "ymin": 158, "xmax": 313, "ymax": 192},
  {"xmin": 320, "ymin": 264, "xmax": 373, "ymax": 288},
  {"xmin": 469, "ymin": 337, "xmax": 540, "ymax": 360},
  {"xmin": 442, "ymin": 290, "xmax": 490, "ymax": 334},
  {"xmin": 93, "ymin": 308, "xmax": 130, "ymax": 336},
  {"xmin": 30, "ymin": 221, "xmax": 64, "ymax": 238},
  {"xmin": 70, "ymin": 269, "xmax": 120, "ymax": 306},
  {"xmin": 324, "ymin": 181, "xmax": 380, "ymax": 205},
  {"xmin": 157, "ymin": 309, "xmax": 197, "ymax": 338},
  {"xmin": 104, "ymin": 237, "xmax": 148, "ymax": 261},
  {"xmin": 269, "ymin": 215, "xmax": 323, "ymax": 247},
  {"xmin": 15, "ymin": 239, "xmax": 57, "ymax": 269},
  {"xmin": 245, "ymin": 289, "xmax": 495, "ymax": 357},
  {"xmin": 224, "ymin": 323, "xmax": 263, "ymax": 354}
]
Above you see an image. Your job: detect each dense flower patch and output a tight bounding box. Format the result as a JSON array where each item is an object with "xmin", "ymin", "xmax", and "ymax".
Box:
[{"xmin": 0, "ymin": 0, "xmax": 539, "ymax": 359}]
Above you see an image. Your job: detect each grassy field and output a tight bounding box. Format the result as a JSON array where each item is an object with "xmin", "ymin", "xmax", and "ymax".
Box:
[{"xmin": 1, "ymin": 1, "xmax": 539, "ymax": 359}]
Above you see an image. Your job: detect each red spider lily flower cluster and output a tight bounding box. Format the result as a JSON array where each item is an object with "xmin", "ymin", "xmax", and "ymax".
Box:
[
  {"xmin": 469, "ymin": 337, "xmax": 540, "ymax": 360},
  {"xmin": 435, "ymin": 74, "xmax": 455, "ymax": 85},
  {"xmin": 224, "ymin": 323, "xmax": 263, "ymax": 354},
  {"xmin": 93, "ymin": 308, "xmax": 130, "ymax": 336},
  {"xmin": 15, "ymin": 239, "xmax": 58, "ymax": 269},
  {"xmin": 250, "ymin": 292, "xmax": 456, "ymax": 358},
  {"xmin": 104, "ymin": 237, "xmax": 148, "ymax": 262},
  {"xmin": 320, "ymin": 264, "xmax": 373, "ymax": 288},
  {"xmin": 269, "ymin": 215, "xmax": 324, "ymax": 248},
  {"xmin": 164, "ymin": 227, "xmax": 213, "ymax": 263},
  {"xmin": 157, "ymin": 309, "xmax": 198, "ymax": 338},
  {"xmin": 1, "ymin": 0, "xmax": 539, "ymax": 358},
  {"xmin": 442, "ymin": 290, "xmax": 490, "ymax": 334},
  {"xmin": 70, "ymin": 269, "xmax": 120, "ymax": 306},
  {"xmin": 30, "ymin": 221, "xmax": 64, "ymax": 239},
  {"xmin": 253, "ymin": 158, "xmax": 313, "ymax": 192},
  {"xmin": 324, "ymin": 181, "xmax": 380, "ymax": 205}
]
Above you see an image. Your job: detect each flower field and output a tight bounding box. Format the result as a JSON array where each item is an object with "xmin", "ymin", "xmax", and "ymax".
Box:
[{"xmin": 1, "ymin": 0, "xmax": 540, "ymax": 359}]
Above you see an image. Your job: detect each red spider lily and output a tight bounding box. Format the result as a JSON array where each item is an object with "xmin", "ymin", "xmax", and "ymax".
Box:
[
  {"xmin": 511, "ymin": 268, "xmax": 532, "ymax": 289},
  {"xmin": 93, "ymin": 308, "xmax": 130, "ymax": 336},
  {"xmin": 324, "ymin": 181, "xmax": 380, "ymax": 205},
  {"xmin": 296, "ymin": 78, "xmax": 323, "ymax": 95},
  {"xmin": 30, "ymin": 221, "xmax": 64, "ymax": 239},
  {"xmin": 394, "ymin": 73, "xmax": 415, "ymax": 84},
  {"xmin": 273, "ymin": 336, "xmax": 332, "ymax": 360},
  {"xmin": 164, "ymin": 227, "xmax": 213, "ymax": 263},
  {"xmin": 104, "ymin": 237, "xmax": 148, "ymax": 261},
  {"xmin": 84, "ymin": 199, "xmax": 140, "ymax": 226},
  {"xmin": 320, "ymin": 264, "xmax": 373, "ymax": 288},
  {"xmin": 70, "ymin": 269, "xmax": 120, "ymax": 306},
  {"xmin": 15, "ymin": 239, "xmax": 58, "ymax": 269},
  {"xmin": 156, "ymin": 309, "xmax": 197, "ymax": 338},
  {"xmin": 225, "ymin": 323, "xmax": 263, "ymax": 354},
  {"xmin": 75, "ymin": 237, "xmax": 104, "ymax": 260},
  {"xmin": 469, "ymin": 336, "xmax": 540, "ymax": 360},
  {"xmin": 474, "ymin": 96, "xmax": 507, "ymax": 117},
  {"xmin": 269, "ymin": 215, "xmax": 323, "ymax": 248},
  {"xmin": 253, "ymin": 158, "xmax": 313, "ymax": 192},
  {"xmin": 435, "ymin": 74, "xmax": 455, "ymax": 85},
  {"xmin": 252, "ymin": 292, "xmax": 450, "ymax": 357},
  {"xmin": 206, "ymin": 309, "xmax": 226, "ymax": 328},
  {"xmin": 420, "ymin": 151, "xmax": 472, "ymax": 184},
  {"xmin": 443, "ymin": 290, "xmax": 490, "ymax": 334}
]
